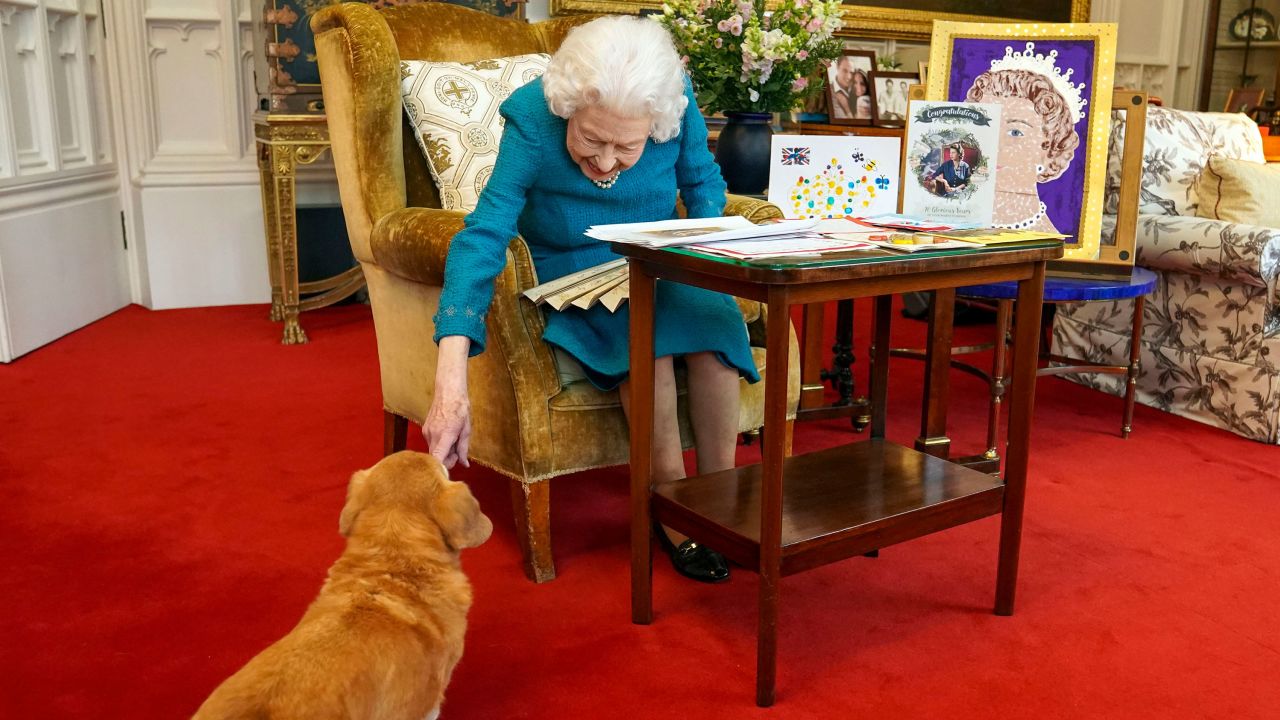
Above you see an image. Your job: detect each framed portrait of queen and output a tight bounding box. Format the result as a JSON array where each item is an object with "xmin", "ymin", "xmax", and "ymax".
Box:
[{"xmin": 926, "ymin": 22, "xmax": 1117, "ymax": 263}]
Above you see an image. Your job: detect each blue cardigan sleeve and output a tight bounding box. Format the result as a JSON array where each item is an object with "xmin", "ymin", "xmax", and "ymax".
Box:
[
  {"xmin": 674, "ymin": 78, "xmax": 728, "ymax": 219},
  {"xmin": 432, "ymin": 97, "xmax": 543, "ymax": 355}
]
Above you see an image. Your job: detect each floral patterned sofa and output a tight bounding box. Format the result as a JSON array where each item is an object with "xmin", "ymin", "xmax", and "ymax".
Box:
[{"xmin": 1054, "ymin": 106, "xmax": 1280, "ymax": 443}]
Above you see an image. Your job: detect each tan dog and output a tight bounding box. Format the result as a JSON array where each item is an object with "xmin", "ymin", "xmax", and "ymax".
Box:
[{"xmin": 193, "ymin": 451, "xmax": 493, "ymax": 720}]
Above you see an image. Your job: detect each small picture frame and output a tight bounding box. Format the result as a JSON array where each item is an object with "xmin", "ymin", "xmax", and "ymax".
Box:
[
  {"xmin": 1224, "ymin": 87, "xmax": 1266, "ymax": 114},
  {"xmin": 869, "ymin": 70, "xmax": 920, "ymax": 127},
  {"xmin": 826, "ymin": 49, "xmax": 877, "ymax": 126},
  {"xmin": 918, "ymin": 61, "xmax": 929, "ymax": 85}
]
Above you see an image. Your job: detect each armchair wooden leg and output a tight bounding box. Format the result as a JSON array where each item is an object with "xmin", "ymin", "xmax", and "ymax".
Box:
[
  {"xmin": 784, "ymin": 419, "xmax": 794, "ymax": 457},
  {"xmin": 510, "ymin": 478, "xmax": 555, "ymax": 583},
  {"xmin": 383, "ymin": 411, "xmax": 408, "ymax": 456}
]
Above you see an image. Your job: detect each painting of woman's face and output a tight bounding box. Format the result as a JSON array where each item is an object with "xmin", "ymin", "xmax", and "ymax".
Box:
[{"xmin": 975, "ymin": 94, "xmax": 1049, "ymax": 191}]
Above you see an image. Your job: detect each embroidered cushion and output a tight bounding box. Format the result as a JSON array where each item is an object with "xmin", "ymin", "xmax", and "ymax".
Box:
[
  {"xmin": 1193, "ymin": 156, "xmax": 1280, "ymax": 228},
  {"xmin": 399, "ymin": 54, "xmax": 550, "ymax": 212}
]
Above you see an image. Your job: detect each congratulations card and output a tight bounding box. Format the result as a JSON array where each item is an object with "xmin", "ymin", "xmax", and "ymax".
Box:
[
  {"xmin": 901, "ymin": 101, "xmax": 1002, "ymax": 226},
  {"xmin": 767, "ymin": 135, "xmax": 901, "ymax": 220}
]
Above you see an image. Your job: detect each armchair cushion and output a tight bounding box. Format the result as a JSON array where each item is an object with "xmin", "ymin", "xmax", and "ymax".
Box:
[
  {"xmin": 1130, "ymin": 214, "xmax": 1280, "ymax": 292},
  {"xmin": 400, "ymin": 53, "xmax": 550, "ymax": 211},
  {"xmin": 1194, "ymin": 157, "xmax": 1280, "ymax": 228}
]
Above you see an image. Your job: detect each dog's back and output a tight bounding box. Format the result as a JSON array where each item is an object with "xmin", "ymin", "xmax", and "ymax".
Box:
[{"xmin": 193, "ymin": 452, "xmax": 490, "ymax": 720}]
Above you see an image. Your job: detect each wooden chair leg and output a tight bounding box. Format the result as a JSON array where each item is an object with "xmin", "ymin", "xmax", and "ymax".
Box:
[
  {"xmin": 383, "ymin": 410, "xmax": 408, "ymax": 456},
  {"xmin": 510, "ymin": 478, "xmax": 555, "ymax": 583},
  {"xmin": 783, "ymin": 419, "xmax": 795, "ymax": 457}
]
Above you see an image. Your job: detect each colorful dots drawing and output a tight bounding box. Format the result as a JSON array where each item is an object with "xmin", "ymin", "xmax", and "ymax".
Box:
[{"xmin": 767, "ymin": 135, "xmax": 900, "ymax": 219}]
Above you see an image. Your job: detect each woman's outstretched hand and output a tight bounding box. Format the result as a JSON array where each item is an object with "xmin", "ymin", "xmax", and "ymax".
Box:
[{"xmin": 424, "ymin": 336, "xmax": 472, "ymax": 468}]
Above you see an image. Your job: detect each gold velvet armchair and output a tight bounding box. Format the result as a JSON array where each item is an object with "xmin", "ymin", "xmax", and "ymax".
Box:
[{"xmin": 312, "ymin": 2, "xmax": 800, "ymax": 582}]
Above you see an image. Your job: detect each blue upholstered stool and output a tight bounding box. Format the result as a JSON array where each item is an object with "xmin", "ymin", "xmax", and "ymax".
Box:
[{"xmin": 957, "ymin": 267, "xmax": 1158, "ymax": 459}]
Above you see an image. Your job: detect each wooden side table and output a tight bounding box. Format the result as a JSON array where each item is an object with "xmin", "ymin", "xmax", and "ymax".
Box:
[
  {"xmin": 619, "ymin": 240, "xmax": 1062, "ymax": 706},
  {"xmin": 254, "ymin": 112, "xmax": 366, "ymax": 345}
]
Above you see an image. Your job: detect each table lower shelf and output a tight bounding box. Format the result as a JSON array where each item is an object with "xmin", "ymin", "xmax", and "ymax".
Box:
[{"xmin": 653, "ymin": 439, "xmax": 1005, "ymax": 576}]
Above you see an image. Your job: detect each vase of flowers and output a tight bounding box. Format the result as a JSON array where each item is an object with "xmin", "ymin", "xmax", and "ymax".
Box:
[{"xmin": 661, "ymin": 0, "xmax": 845, "ymax": 194}]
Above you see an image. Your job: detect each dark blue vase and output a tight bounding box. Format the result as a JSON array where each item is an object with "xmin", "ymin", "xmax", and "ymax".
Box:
[{"xmin": 714, "ymin": 112, "xmax": 773, "ymax": 195}]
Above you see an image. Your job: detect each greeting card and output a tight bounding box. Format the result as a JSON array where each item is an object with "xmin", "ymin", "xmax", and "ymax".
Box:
[
  {"xmin": 767, "ymin": 135, "xmax": 901, "ymax": 220},
  {"xmin": 901, "ymin": 101, "xmax": 1003, "ymax": 226}
]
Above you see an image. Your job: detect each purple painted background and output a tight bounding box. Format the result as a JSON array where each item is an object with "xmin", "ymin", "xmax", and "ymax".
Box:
[{"xmin": 946, "ymin": 38, "xmax": 1096, "ymax": 243}]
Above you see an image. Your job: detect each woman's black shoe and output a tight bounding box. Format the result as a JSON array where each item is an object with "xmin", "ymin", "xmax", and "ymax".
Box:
[{"xmin": 654, "ymin": 524, "xmax": 729, "ymax": 583}]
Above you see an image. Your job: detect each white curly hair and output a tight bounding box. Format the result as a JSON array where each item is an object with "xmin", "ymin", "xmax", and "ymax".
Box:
[{"xmin": 542, "ymin": 15, "xmax": 688, "ymax": 143}]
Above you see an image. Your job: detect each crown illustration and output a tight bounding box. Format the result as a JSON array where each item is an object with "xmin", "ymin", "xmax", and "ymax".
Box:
[{"xmin": 988, "ymin": 42, "xmax": 1087, "ymax": 123}]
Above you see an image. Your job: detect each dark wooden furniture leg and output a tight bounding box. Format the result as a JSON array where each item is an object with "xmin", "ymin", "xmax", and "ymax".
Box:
[
  {"xmin": 510, "ymin": 479, "xmax": 555, "ymax": 583},
  {"xmin": 995, "ymin": 263, "xmax": 1046, "ymax": 616},
  {"xmin": 1122, "ymin": 295, "xmax": 1145, "ymax": 438},
  {"xmin": 916, "ymin": 289, "xmax": 955, "ymax": 459},
  {"xmin": 757, "ymin": 287, "xmax": 792, "ymax": 707},
  {"xmin": 629, "ymin": 261, "xmax": 657, "ymax": 625},
  {"xmin": 821, "ymin": 299, "xmax": 856, "ymax": 408},
  {"xmin": 383, "ymin": 410, "xmax": 407, "ymax": 456},
  {"xmin": 984, "ymin": 300, "xmax": 1012, "ymax": 462},
  {"xmin": 799, "ymin": 304, "xmax": 826, "ymax": 411},
  {"xmin": 870, "ymin": 295, "xmax": 892, "ymax": 440}
]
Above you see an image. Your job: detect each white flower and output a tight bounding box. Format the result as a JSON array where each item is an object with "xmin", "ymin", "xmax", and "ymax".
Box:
[{"xmin": 749, "ymin": 88, "xmax": 759, "ymax": 102}]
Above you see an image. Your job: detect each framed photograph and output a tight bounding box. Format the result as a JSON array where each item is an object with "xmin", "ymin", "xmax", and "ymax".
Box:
[
  {"xmin": 870, "ymin": 70, "xmax": 919, "ymax": 126},
  {"xmin": 927, "ymin": 21, "xmax": 1118, "ymax": 264},
  {"xmin": 826, "ymin": 49, "xmax": 878, "ymax": 125},
  {"xmin": 1225, "ymin": 87, "xmax": 1266, "ymax": 114}
]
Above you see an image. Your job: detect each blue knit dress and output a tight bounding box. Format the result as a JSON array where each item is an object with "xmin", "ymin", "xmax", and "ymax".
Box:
[{"xmin": 432, "ymin": 77, "xmax": 759, "ymax": 391}]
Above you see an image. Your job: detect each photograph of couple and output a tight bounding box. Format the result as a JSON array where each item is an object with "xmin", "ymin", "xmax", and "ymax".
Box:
[{"xmin": 826, "ymin": 50, "xmax": 875, "ymax": 123}]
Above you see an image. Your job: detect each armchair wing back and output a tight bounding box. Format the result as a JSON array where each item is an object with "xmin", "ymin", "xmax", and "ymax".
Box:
[
  {"xmin": 1056, "ymin": 105, "xmax": 1280, "ymax": 443},
  {"xmin": 312, "ymin": 3, "xmax": 801, "ymax": 581}
]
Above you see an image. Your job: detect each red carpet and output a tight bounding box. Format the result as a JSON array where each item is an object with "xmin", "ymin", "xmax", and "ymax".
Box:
[{"xmin": 1, "ymin": 302, "xmax": 1277, "ymax": 719}]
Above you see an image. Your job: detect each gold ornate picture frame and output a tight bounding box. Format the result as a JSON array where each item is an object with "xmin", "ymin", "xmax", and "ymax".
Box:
[
  {"xmin": 836, "ymin": 1, "xmax": 1091, "ymax": 39},
  {"xmin": 549, "ymin": 0, "xmax": 1091, "ymax": 39},
  {"xmin": 927, "ymin": 21, "xmax": 1117, "ymax": 264}
]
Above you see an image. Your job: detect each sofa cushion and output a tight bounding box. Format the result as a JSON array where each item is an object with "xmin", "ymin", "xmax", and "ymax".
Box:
[
  {"xmin": 1194, "ymin": 156, "xmax": 1280, "ymax": 228},
  {"xmin": 1103, "ymin": 106, "xmax": 1265, "ymax": 218},
  {"xmin": 399, "ymin": 53, "xmax": 550, "ymax": 211}
]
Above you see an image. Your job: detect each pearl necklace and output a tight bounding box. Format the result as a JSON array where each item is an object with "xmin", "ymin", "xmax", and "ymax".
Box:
[
  {"xmin": 592, "ymin": 171, "xmax": 621, "ymax": 190},
  {"xmin": 993, "ymin": 201, "xmax": 1046, "ymax": 230}
]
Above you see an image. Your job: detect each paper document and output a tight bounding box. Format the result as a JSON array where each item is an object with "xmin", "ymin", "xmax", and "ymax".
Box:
[{"xmin": 586, "ymin": 217, "xmax": 818, "ymax": 247}]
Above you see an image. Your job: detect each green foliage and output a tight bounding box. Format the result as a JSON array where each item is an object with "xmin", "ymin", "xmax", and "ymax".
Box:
[{"xmin": 659, "ymin": 0, "xmax": 845, "ymax": 114}]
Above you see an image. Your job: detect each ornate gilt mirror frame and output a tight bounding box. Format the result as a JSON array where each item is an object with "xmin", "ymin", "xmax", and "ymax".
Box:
[{"xmin": 548, "ymin": 0, "xmax": 1091, "ymax": 39}]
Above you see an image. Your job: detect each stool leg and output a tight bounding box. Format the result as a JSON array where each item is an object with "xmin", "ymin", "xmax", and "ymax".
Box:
[
  {"xmin": 985, "ymin": 299, "xmax": 1012, "ymax": 461},
  {"xmin": 1122, "ymin": 295, "xmax": 1146, "ymax": 438}
]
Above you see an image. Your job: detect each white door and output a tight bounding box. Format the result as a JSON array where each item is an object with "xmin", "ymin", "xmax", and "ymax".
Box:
[{"xmin": 0, "ymin": 0, "xmax": 128, "ymax": 363}]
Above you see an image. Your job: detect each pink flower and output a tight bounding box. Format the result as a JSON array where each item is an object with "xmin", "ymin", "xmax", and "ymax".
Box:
[
  {"xmin": 715, "ymin": 15, "xmax": 744, "ymax": 36},
  {"xmin": 805, "ymin": 17, "xmax": 822, "ymax": 32},
  {"xmin": 680, "ymin": 55, "xmax": 690, "ymax": 66},
  {"xmin": 714, "ymin": 37, "xmax": 723, "ymax": 48},
  {"xmin": 796, "ymin": 50, "xmax": 809, "ymax": 60},
  {"xmin": 791, "ymin": 77, "xmax": 808, "ymax": 91}
]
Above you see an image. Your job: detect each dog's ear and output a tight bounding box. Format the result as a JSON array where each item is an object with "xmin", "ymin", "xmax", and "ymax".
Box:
[
  {"xmin": 432, "ymin": 481, "xmax": 493, "ymax": 551},
  {"xmin": 339, "ymin": 469, "xmax": 371, "ymax": 537}
]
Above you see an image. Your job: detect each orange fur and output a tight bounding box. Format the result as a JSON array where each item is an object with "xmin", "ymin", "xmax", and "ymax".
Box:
[{"xmin": 193, "ymin": 451, "xmax": 492, "ymax": 720}]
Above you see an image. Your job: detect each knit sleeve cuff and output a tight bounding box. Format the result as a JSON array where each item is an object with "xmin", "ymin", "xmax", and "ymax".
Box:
[{"xmin": 432, "ymin": 306, "xmax": 488, "ymax": 356}]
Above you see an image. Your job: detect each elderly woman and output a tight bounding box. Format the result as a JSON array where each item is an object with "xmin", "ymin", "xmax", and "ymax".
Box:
[{"xmin": 425, "ymin": 16, "xmax": 757, "ymax": 583}]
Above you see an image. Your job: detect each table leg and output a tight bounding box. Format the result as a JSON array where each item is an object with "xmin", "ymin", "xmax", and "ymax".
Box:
[
  {"xmin": 870, "ymin": 295, "xmax": 891, "ymax": 440},
  {"xmin": 757, "ymin": 287, "xmax": 792, "ymax": 708},
  {"xmin": 256, "ymin": 142, "xmax": 284, "ymax": 323},
  {"xmin": 265, "ymin": 143, "xmax": 307, "ymax": 345},
  {"xmin": 1122, "ymin": 295, "xmax": 1146, "ymax": 438},
  {"xmin": 995, "ymin": 263, "xmax": 1046, "ymax": 616},
  {"xmin": 629, "ymin": 262, "xmax": 657, "ymax": 625},
  {"xmin": 820, "ymin": 299, "xmax": 856, "ymax": 407},
  {"xmin": 916, "ymin": 289, "xmax": 955, "ymax": 458},
  {"xmin": 985, "ymin": 299, "xmax": 1013, "ymax": 462},
  {"xmin": 799, "ymin": 304, "xmax": 826, "ymax": 411}
]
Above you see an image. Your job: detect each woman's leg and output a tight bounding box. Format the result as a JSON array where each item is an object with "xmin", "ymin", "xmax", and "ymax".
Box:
[
  {"xmin": 618, "ymin": 355, "xmax": 686, "ymax": 484},
  {"xmin": 684, "ymin": 351, "xmax": 740, "ymax": 475}
]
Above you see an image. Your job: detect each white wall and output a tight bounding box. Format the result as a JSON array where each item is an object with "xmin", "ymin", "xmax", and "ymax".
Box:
[
  {"xmin": 108, "ymin": 0, "xmax": 267, "ymax": 310},
  {"xmin": 1094, "ymin": 0, "xmax": 1209, "ymax": 110},
  {"xmin": 0, "ymin": 0, "xmax": 129, "ymax": 362}
]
